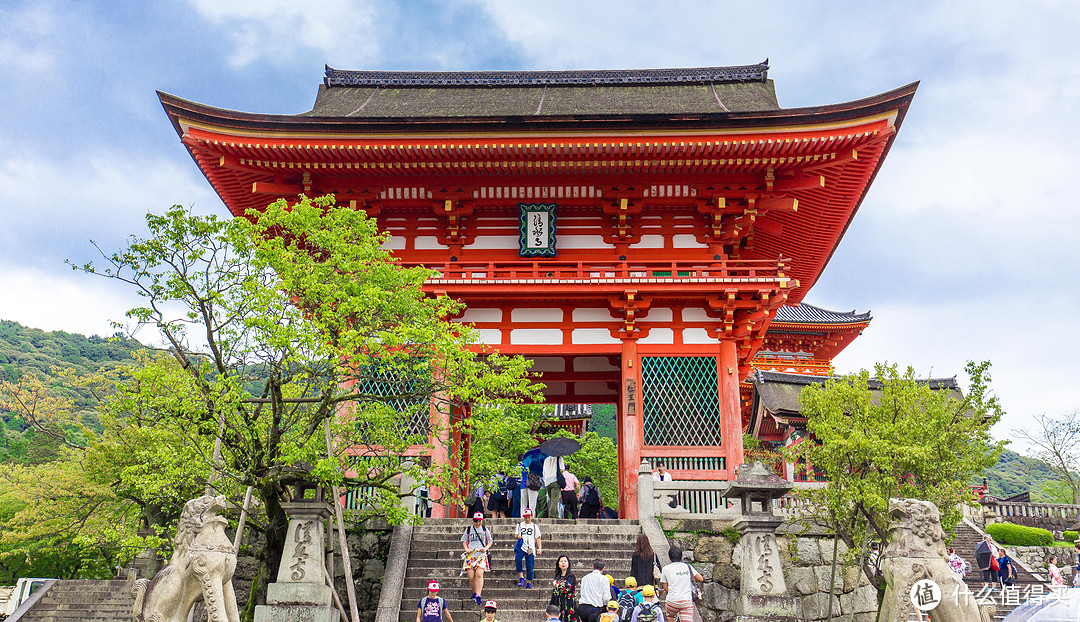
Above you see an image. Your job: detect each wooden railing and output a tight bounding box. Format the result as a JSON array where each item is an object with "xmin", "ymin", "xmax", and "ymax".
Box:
[{"xmin": 402, "ymin": 258, "xmax": 790, "ymax": 282}]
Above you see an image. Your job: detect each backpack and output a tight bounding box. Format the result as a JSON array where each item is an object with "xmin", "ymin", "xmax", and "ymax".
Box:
[
  {"xmin": 420, "ymin": 596, "xmax": 445, "ymax": 619},
  {"xmin": 527, "ymin": 473, "xmax": 543, "ymax": 491},
  {"xmin": 635, "ymin": 603, "xmax": 659, "ymax": 622},
  {"xmin": 583, "ymin": 483, "xmax": 600, "ymax": 506},
  {"xmin": 617, "ymin": 589, "xmax": 638, "ymax": 622}
]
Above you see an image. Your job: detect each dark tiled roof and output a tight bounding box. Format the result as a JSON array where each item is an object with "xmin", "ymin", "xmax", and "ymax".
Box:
[
  {"xmin": 752, "ymin": 370, "xmax": 961, "ymax": 415},
  {"xmin": 304, "ymin": 63, "xmax": 779, "ymax": 118},
  {"xmin": 773, "ymin": 304, "xmax": 871, "ymax": 324},
  {"xmin": 323, "ymin": 63, "xmax": 769, "ymax": 87}
]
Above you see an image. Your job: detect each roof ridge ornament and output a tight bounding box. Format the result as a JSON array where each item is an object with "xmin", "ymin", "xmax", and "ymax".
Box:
[{"xmin": 322, "ymin": 62, "xmax": 769, "ymax": 88}]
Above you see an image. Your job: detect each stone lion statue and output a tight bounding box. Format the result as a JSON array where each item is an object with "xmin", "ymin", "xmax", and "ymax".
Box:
[
  {"xmin": 879, "ymin": 498, "xmax": 990, "ymax": 622},
  {"xmin": 132, "ymin": 494, "xmax": 240, "ymax": 622}
]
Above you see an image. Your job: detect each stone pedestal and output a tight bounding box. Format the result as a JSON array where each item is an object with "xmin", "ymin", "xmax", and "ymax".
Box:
[
  {"xmin": 724, "ymin": 462, "xmax": 802, "ymax": 621},
  {"xmin": 254, "ymin": 500, "xmax": 340, "ymax": 622}
]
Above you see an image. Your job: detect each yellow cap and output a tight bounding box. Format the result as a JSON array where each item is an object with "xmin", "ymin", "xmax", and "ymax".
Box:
[
  {"xmin": 606, "ymin": 574, "xmax": 615, "ymax": 585},
  {"xmin": 641, "ymin": 585, "xmax": 655, "ymax": 597},
  {"xmin": 607, "ymin": 601, "xmax": 619, "ymax": 610},
  {"xmin": 625, "ymin": 577, "xmax": 637, "ymax": 588}
]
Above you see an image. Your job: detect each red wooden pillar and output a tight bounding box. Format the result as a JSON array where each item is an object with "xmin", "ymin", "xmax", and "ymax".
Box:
[
  {"xmin": 429, "ymin": 399, "xmax": 452, "ymax": 518},
  {"xmin": 618, "ymin": 339, "xmax": 643, "ymax": 518},
  {"xmin": 718, "ymin": 339, "xmax": 744, "ymax": 478}
]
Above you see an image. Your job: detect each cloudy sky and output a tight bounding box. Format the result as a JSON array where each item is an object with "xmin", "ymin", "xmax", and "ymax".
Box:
[{"xmin": 1, "ymin": 0, "xmax": 1076, "ymax": 443}]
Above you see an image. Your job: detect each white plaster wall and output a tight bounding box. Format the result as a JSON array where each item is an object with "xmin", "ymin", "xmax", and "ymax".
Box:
[
  {"xmin": 510, "ymin": 329, "xmax": 564, "ymax": 345},
  {"xmin": 459, "ymin": 308, "xmax": 503, "ymax": 323},
  {"xmin": 682, "ymin": 328, "xmax": 717, "ymax": 344},
  {"xmin": 637, "ymin": 327, "xmax": 674, "ymax": 344},
  {"xmin": 682, "ymin": 308, "xmax": 714, "ymax": 322},
  {"xmin": 467, "ymin": 235, "xmax": 519, "ymax": 250},
  {"xmin": 572, "ymin": 308, "xmax": 615, "ymax": 322},
  {"xmin": 557, "ymin": 235, "xmax": 611, "ymax": 249},
  {"xmin": 671, "ymin": 234, "xmax": 700, "ymax": 249},
  {"xmin": 630, "ymin": 235, "xmax": 665, "ymax": 248},
  {"xmin": 571, "ymin": 328, "xmax": 620, "ymax": 344},
  {"xmin": 511, "ymin": 308, "xmax": 563, "ymax": 323},
  {"xmin": 414, "ymin": 236, "xmax": 449, "ymax": 250},
  {"xmin": 643, "ymin": 308, "xmax": 673, "ymax": 322}
]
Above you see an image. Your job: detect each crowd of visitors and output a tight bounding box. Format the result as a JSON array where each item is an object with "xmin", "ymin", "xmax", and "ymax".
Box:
[
  {"xmin": 435, "ymin": 519, "xmax": 702, "ymax": 622},
  {"xmin": 467, "ymin": 461, "xmax": 606, "ymax": 521}
]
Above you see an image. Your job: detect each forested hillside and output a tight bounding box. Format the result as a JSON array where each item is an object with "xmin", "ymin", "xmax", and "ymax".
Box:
[
  {"xmin": 979, "ymin": 448, "xmax": 1064, "ymax": 502},
  {"xmin": 0, "ymin": 319, "xmax": 145, "ymax": 462}
]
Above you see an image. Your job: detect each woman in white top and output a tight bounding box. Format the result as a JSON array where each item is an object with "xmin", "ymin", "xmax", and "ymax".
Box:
[{"xmin": 461, "ymin": 513, "xmax": 494, "ymax": 605}]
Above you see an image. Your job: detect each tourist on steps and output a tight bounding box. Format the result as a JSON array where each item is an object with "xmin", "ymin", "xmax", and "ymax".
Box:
[
  {"xmin": 561, "ymin": 466, "xmax": 580, "ymax": 519},
  {"xmin": 546, "ymin": 604, "xmax": 564, "ymax": 622},
  {"xmin": 629, "ymin": 535, "xmax": 661, "ymax": 590},
  {"xmin": 659, "ymin": 547, "xmax": 702, "ymax": 622},
  {"xmin": 577, "ymin": 559, "xmax": 610, "ymax": 622},
  {"xmin": 516, "ymin": 508, "xmax": 543, "ymax": 588},
  {"xmin": 481, "ymin": 600, "xmax": 499, "ymax": 622},
  {"xmin": 550, "ymin": 555, "xmax": 578, "ymax": 622},
  {"xmin": 628, "ymin": 585, "xmax": 664, "ymax": 622},
  {"xmin": 544, "ymin": 454, "xmax": 566, "ymax": 518},
  {"xmin": 579, "ymin": 477, "xmax": 602, "ymax": 519},
  {"xmin": 974, "ymin": 534, "xmax": 997, "ymax": 589},
  {"xmin": 946, "ymin": 547, "xmax": 969, "ymax": 578},
  {"xmin": 1049, "ymin": 554, "xmax": 1065, "ymax": 587},
  {"xmin": 462, "ymin": 512, "xmax": 494, "ymax": 605},
  {"xmin": 418, "ymin": 580, "xmax": 455, "ymax": 622},
  {"xmin": 522, "ymin": 460, "xmax": 541, "ymax": 516}
]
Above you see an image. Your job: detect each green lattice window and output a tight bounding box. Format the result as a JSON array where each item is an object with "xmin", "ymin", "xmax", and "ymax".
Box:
[
  {"xmin": 641, "ymin": 356, "xmax": 722, "ymax": 446},
  {"xmin": 355, "ymin": 366, "xmax": 430, "ymax": 438}
]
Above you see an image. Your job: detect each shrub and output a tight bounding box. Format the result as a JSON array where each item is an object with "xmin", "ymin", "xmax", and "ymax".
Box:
[
  {"xmin": 986, "ymin": 522, "xmax": 1054, "ymax": 547},
  {"xmin": 1064, "ymin": 531, "xmax": 1078, "ymax": 543}
]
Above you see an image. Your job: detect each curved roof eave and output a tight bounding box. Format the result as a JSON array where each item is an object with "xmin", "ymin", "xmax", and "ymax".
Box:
[{"xmin": 158, "ymin": 81, "xmax": 918, "ymax": 138}]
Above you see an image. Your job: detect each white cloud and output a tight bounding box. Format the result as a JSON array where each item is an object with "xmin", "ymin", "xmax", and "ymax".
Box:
[
  {"xmin": 0, "ymin": 143, "xmax": 222, "ymax": 268},
  {"xmin": 0, "ymin": 3, "xmax": 58, "ymax": 75},
  {"xmin": 0, "ymin": 263, "xmax": 139, "ymax": 338},
  {"xmin": 188, "ymin": 0, "xmax": 379, "ymax": 68}
]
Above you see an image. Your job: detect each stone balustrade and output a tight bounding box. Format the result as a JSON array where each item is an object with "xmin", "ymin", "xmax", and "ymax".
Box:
[
  {"xmin": 983, "ymin": 499, "xmax": 1080, "ymax": 531},
  {"xmin": 650, "ymin": 479, "xmax": 824, "ymax": 519}
]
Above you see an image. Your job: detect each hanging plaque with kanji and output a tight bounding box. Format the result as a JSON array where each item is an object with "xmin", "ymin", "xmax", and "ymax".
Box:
[{"xmin": 518, "ymin": 203, "xmax": 557, "ymax": 257}]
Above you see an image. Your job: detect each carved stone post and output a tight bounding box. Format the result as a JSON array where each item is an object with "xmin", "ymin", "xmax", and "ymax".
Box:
[
  {"xmin": 255, "ymin": 481, "xmax": 340, "ymax": 622},
  {"xmin": 724, "ymin": 461, "xmax": 801, "ymax": 621}
]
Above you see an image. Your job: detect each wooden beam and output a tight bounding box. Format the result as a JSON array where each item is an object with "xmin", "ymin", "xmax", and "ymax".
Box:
[{"xmin": 252, "ymin": 181, "xmax": 303, "ymax": 195}]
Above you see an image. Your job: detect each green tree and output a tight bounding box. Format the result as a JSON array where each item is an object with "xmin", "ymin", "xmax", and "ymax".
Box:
[
  {"xmin": 1014, "ymin": 411, "xmax": 1080, "ymax": 505},
  {"xmin": 786, "ymin": 361, "xmax": 1005, "ymax": 590},
  {"xmin": 74, "ymin": 196, "xmax": 539, "ymax": 611}
]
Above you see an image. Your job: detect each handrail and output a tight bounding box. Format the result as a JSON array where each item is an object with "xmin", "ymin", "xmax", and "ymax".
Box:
[{"xmin": 401, "ymin": 258, "xmax": 791, "ymax": 282}]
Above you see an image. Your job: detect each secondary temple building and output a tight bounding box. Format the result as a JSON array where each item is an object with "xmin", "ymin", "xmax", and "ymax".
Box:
[{"xmin": 160, "ymin": 62, "xmax": 916, "ymax": 517}]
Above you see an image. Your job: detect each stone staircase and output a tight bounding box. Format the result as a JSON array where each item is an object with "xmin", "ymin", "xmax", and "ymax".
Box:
[
  {"xmin": 11, "ymin": 579, "xmax": 134, "ymax": 622},
  {"xmin": 398, "ymin": 518, "xmax": 641, "ymax": 622},
  {"xmin": 949, "ymin": 520, "xmax": 1047, "ymax": 621}
]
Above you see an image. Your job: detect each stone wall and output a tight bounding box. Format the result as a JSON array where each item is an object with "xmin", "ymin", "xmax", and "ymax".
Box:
[
  {"xmin": 184, "ymin": 521, "xmax": 393, "ymax": 622},
  {"xmin": 663, "ymin": 519, "xmax": 879, "ymax": 622},
  {"xmin": 1006, "ymin": 545, "xmax": 1077, "ymax": 579}
]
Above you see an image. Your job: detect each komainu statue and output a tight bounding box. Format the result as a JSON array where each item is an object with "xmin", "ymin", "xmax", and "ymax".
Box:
[
  {"xmin": 132, "ymin": 495, "xmax": 240, "ymax": 622},
  {"xmin": 879, "ymin": 498, "xmax": 991, "ymax": 622}
]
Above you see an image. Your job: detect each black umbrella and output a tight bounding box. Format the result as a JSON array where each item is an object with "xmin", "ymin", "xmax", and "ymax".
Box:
[{"xmin": 538, "ymin": 437, "xmax": 581, "ymax": 457}]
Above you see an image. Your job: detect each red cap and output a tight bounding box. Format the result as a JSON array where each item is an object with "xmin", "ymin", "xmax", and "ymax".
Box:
[
  {"xmin": 522, "ymin": 508, "xmax": 534, "ymax": 517},
  {"xmin": 427, "ymin": 580, "xmax": 440, "ymax": 592},
  {"xmin": 485, "ymin": 600, "xmax": 498, "ymax": 609},
  {"xmin": 472, "ymin": 512, "xmax": 485, "ymax": 520}
]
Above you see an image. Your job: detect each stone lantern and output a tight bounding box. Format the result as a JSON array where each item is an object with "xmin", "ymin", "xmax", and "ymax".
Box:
[
  {"xmin": 254, "ymin": 469, "xmax": 340, "ymax": 622},
  {"xmin": 723, "ymin": 461, "xmax": 800, "ymax": 621}
]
